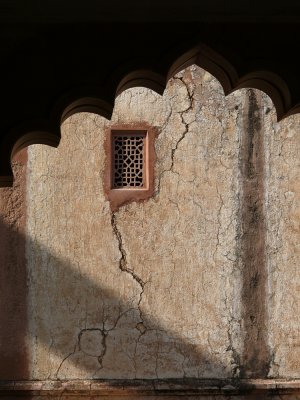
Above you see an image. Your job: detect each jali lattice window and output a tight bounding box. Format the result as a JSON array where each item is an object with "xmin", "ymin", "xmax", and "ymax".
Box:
[
  {"xmin": 104, "ymin": 125, "xmax": 156, "ymax": 211},
  {"xmin": 113, "ymin": 133, "xmax": 145, "ymax": 188}
]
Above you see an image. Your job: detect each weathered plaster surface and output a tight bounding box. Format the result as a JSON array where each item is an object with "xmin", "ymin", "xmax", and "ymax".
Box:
[
  {"xmin": 27, "ymin": 66, "xmax": 243, "ymax": 379},
  {"xmin": 0, "ymin": 149, "xmax": 28, "ymax": 379},
  {"xmin": 264, "ymin": 107, "xmax": 300, "ymax": 378},
  {"xmin": 0, "ymin": 64, "xmax": 294, "ymax": 390}
]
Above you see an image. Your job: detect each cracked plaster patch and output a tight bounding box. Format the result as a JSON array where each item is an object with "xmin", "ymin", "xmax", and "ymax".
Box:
[{"xmin": 79, "ymin": 329, "xmax": 105, "ymax": 357}]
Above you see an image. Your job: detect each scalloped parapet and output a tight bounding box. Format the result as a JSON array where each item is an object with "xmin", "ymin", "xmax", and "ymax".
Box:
[{"xmin": 0, "ymin": 40, "xmax": 299, "ymax": 187}]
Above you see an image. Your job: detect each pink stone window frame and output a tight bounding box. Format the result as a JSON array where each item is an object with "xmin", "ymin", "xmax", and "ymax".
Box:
[{"xmin": 104, "ymin": 123, "xmax": 156, "ymax": 211}]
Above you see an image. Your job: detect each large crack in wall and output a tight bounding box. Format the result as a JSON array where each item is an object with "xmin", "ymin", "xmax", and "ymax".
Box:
[{"xmin": 111, "ymin": 211, "xmax": 148, "ymax": 346}]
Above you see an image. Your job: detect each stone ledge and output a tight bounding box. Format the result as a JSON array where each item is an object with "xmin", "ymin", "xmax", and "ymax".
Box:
[{"xmin": 0, "ymin": 379, "xmax": 300, "ymax": 396}]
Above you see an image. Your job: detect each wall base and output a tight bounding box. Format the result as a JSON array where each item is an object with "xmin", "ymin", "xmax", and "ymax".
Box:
[{"xmin": 1, "ymin": 379, "xmax": 300, "ymax": 398}]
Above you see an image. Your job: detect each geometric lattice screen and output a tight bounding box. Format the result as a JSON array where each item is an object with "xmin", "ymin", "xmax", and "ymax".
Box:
[{"xmin": 113, "ymin": 134, "xmax": 145, "ymax": 188}]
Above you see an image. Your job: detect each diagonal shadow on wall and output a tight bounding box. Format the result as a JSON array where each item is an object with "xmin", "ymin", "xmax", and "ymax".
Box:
[
  {"xmin": 0, "ymin": 218, "xmax": 28, "ymax": 379},
  {"xmin": 0, "ymin": 87, "xmax": 273, "ymax": 390},
  {"xmin": 0, "ymin": 217, "xmax": 231, "ymax": 383}
]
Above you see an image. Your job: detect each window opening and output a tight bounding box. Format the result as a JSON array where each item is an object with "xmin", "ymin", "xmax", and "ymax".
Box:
[
  {"xmin": 113, "ymin": 133, "xmax": 145, "ymax": 188},
  {"xmin": 104, "ymin": 125, "xmax": 156, "ymax": 211}
]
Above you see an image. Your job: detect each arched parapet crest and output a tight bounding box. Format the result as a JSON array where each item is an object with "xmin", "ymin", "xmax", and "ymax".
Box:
[
  {"xmin": 51, "ymin": 88, "xmax": 114, "ymax": 124},
  {"xmin": 1, "ymin": 42, "xmax": 299, "ymax": 187},
  {"xmin": 60, "ymin": 97, "xmax": 113, "ymax": 123},
  {"xmin": 166, "ymin": 45, "xmax": 293, "ymax": 121},
  {"xmin": 11, "ymin": 129, "xmax": 61, "ymax": 160},
  {"xmin": 116, "ymin": 70, "xmax": 166, "ymax": 97},
  {"xmin": 234, "ymin": 71, "xmax": 292, "ymax": 121},
  {"xmin": 167, "ymin": 44, "xmax": 238, "ymax": 96},
  {"xmin": 0, "ymin": 121, "xmax": 61, "ymax": 188},
  {"xmin": 0, "ymin": 92, "xmax": 114, "ymax": 187},
  {"xmin": 115, "ymin": 44, "xmax": 294, "ymax": 121}
]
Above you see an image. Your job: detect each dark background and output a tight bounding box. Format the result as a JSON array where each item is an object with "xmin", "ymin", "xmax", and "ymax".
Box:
[{"xmin": 0, "ymin": 0, "xmax": 299, "ymax": 181}]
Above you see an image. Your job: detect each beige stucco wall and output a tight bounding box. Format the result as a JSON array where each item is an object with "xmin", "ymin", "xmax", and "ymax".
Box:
[
  {"xmin": 26, "ymin": 66, "xmax": 243, "ymax": 379},
  {"xmin": 1, "ymin": 65, "xmax": 300, "ymax": 392},
  {"xmin": 264, "ymin": 104, "xmax": 300, "ymax": 377}
]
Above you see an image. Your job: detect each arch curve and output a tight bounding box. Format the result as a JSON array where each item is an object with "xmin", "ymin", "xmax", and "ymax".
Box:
[
  {"xmin": 166, "ymin": 45, "xmax": 293, "ymax": 121},
  {"xmin": 116, "ymin": 70, "xmax": 166, "ymax": 97},
  {"xmin": 53, "ymin": 93, "xmax": 114, "ymax": 125},
  {"xmin": 0, "ymin": 121, "xmax": 60, "ymax": 187},
  {"xmin": 0, "ymin": 42, "xmax": 298, "ymax": 186}
]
